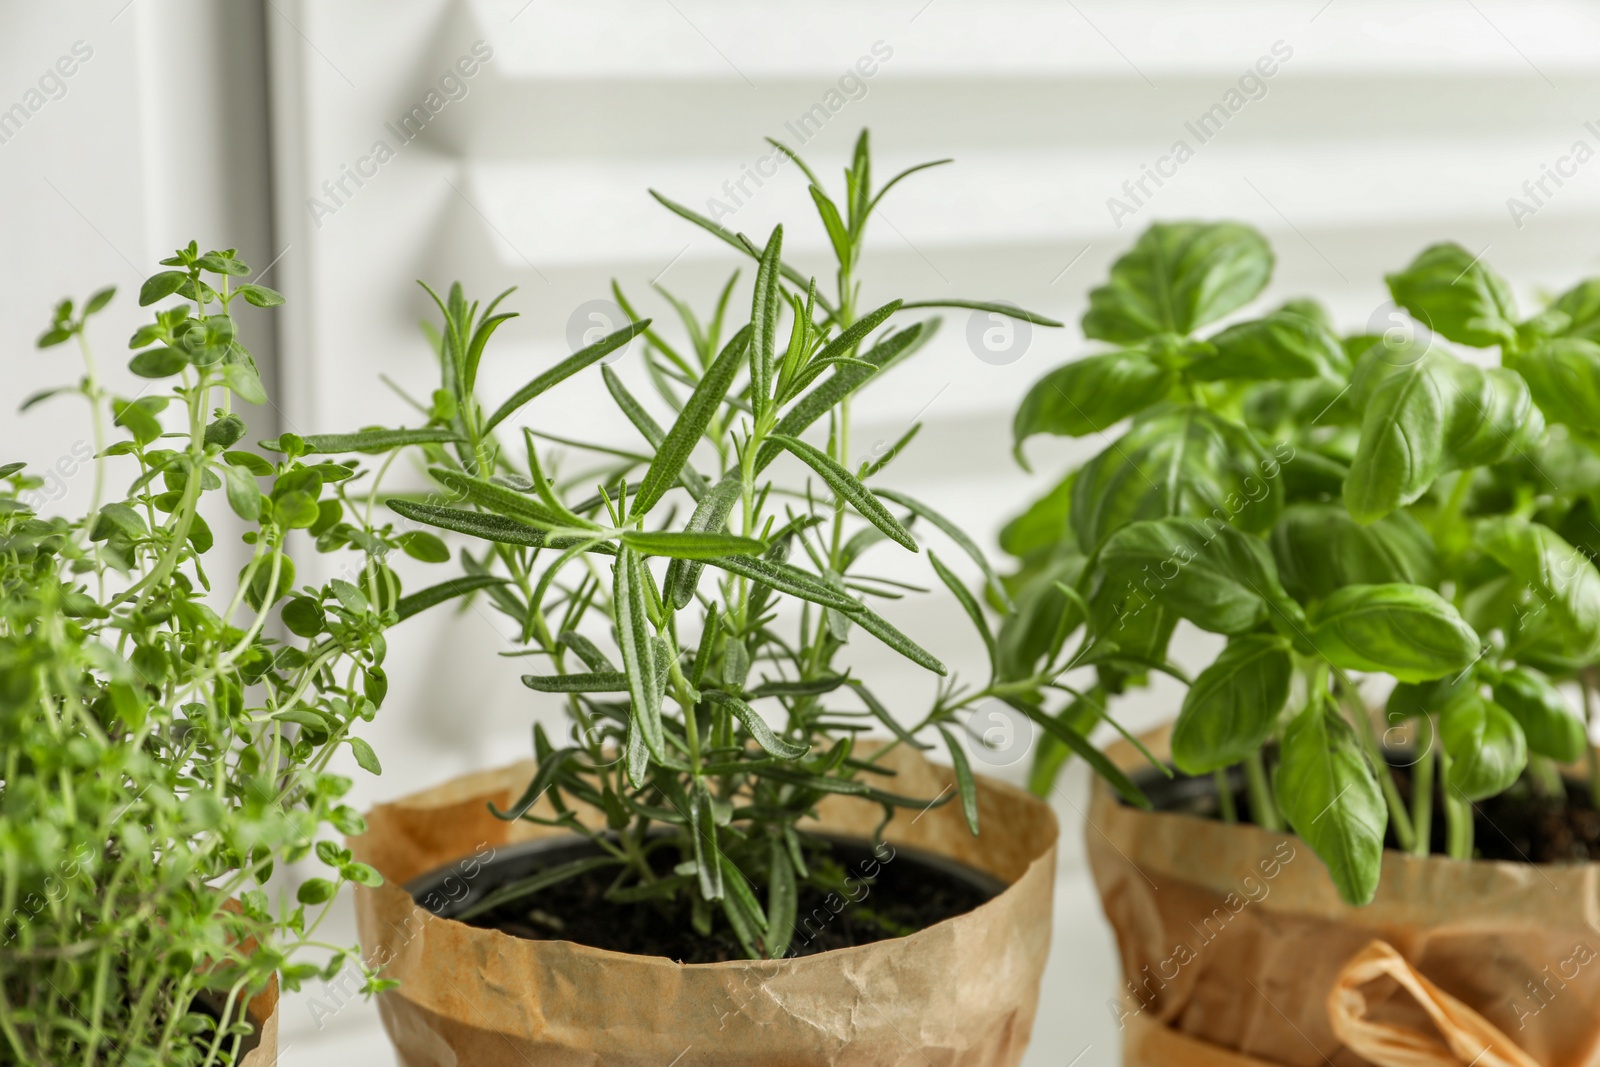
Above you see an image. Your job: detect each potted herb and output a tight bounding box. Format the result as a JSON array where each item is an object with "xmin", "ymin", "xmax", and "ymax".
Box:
[
  {"xmin": 1007, "ymin": 221, "xmax": 1600, "ymax": 1066},
  {"xmin": 0, "ymin": 246, "xmax": 486, "ymax": 1065},
  {"xmin": 348, "ymin": 132, "xmax": 1069, "ymax": 1065}
]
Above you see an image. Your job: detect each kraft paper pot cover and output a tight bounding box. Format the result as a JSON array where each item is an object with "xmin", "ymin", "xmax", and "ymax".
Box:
[{"xmin": 349, "ymin": 743, "xmax": 1059, "ymax": 1067}]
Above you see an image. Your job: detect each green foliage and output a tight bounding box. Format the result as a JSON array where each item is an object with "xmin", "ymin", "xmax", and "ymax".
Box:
[
  {"xmin": 0, "ymin": 246, "xmax": 453, "ymax": 1065},
  {"xmin": 1006, "ymin": 221, "xmax": 1600, "ymax": 903},
  {"xmin": 379, "ymin": 131, "xmax": 1054, "ymax": 960}
]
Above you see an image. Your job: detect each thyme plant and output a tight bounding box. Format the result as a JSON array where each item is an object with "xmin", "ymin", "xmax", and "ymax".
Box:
[
  {"xmin": 1009, "ymin": 220, "xmax": 1600, "ymax": 905},
  {"xmin": 386, "ymin": 131, "xmax": 1070, "ymax": 958},
  {"xmin": 0, "ymin": 246, "xmax": 484, "ymax": 1065}
]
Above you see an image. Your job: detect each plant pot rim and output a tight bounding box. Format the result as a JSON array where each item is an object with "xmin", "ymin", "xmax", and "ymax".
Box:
[
  {"xmin": 358, "ymin": 751, "xmax": 1057, "ymax": 971},
  {"xmin": 1088, "ymin": 724, "xmax": 1600, "ymax": 929},
  {"xmin": 1121, "ymin": 755, "xmax": 1600, "ymax": 873},
  {"xmin": 402, "ymin": 828, "xmax": 1010, "ymax": 963}
]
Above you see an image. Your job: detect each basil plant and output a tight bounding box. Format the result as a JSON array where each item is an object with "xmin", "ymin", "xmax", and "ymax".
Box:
[
  {"xmin": 382, "ymin": 131, "xmax": 1066, "ymax": 958},
  {"xmin": 1007, "ymin": 221, "xmax": 1600, "ymax": 905}
]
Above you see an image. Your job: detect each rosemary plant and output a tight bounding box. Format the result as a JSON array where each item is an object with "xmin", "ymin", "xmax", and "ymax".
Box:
[
  {"xmin": 0, "ymin": 245, "xmax": 485, "ymax": 1065},
  {"xmin": 385, "ymin": 131, "xmax": 1071, "ymax": 958}
]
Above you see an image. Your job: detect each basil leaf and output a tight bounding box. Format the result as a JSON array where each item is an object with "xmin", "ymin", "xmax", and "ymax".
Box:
[
  {"xmin": 1188, "ymin": 311, "xmax": 1346, "ymax": 382},
  {"xmin": 1171, "ymin": 634, "xmax": 1292, "ymax": 775},
  {"xmin": 1012, "ymin": 350, "xmax": 1174, "ymax": 455},
  {"xmin": 1270, "ymin": 504, "xmax": 1439, "ymax": 605},
  {"xmin": 1475, "ymin": 517, "xmax": 1600, "ymax": 670},
  {"xmin": 1274, "ymin": 699, "xmax": 1386, "ymax": 906},
  {"xmin": 1439, "ymin": 360, "xmax": 1542, "ymax": 470},
  {"xmin": 999, "ymin": 471, "xmax": 1075, "ymax": 561},
  {"xmin": 1083, "ymin": 222, "xmax": 1273, "ymax": 343},
  {"xmin": 1493, "ymin": 667, "xmax": 1587, "ymax": 763},
  {"xmin": 1386, "ymin": 242, "xmax": 1518, "ymax": 349},
  {"xmin": 1515, "ymin": 338, "xmax": 1600, "ymax": 430},
  {"xmin": 1551, "ymin": 277, "xmax": 1600, "ymax": 341},
  {"xmin": 1308, "ymin": 584, "xmax": 1481, "ymax": 683},
  {"xmin": 1071, "ymin": 406, "xmax": 1285, "ymax": 551},
  {"xmin": 1439, "ymin": 694, "xmax": 1527, "ymax": 801},
  {"xmin": 1096, "ymin": 518, "xmax": 1295, "ymax": 636},
  {"xmin": 1342, "ymin": 344, "xmax": 1450, "ymax": 524}
]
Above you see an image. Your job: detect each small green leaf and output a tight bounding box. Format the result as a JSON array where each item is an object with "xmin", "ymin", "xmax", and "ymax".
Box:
[
  {"xmin": 1084, "ymin": 222, "xmax": 1273, "ymax": 343},
  {"xmin": 521, "ymin": 672, "xmax": 629, "ymax": 693},
  {"xmin": 396, "ymin": 531, "xmax": 451, "ymax": 563},
  {"xmin": 1493, "ymin": 667, "xmax": 1587, "ymax": 763},
  {"xmin": 1274, "ymin": 699, "xmax": 1386, "ymax": 906},
  {"xmin": 235, "ymin": 283, "xmax": 286, "ymax": 307},
  {"xmin": 1171, "ymin": 634, "xmax": 1292, "ymax": 775},
  {"xmin": 139, "ymin": 271, "xmax": 189, "ymax": 306},
  {"xmin": 264, "ymin": 427, "xmax": 459, "ymax": 454},
  {"xmin": 629, "ymin": 327, "xmax": 749, "ymax": 519},
  {"xmin": 929, "ymin": 551, "xmax": 995, "ymax": 678},
  {"xmin": 1096, "ymin": 518, "xmax": 1296, "ymax": 636},
  {"xmin": 749, "ymin": 225, "xmax": 784, "ymax": 420},
  {"xmin": 770, "ymin": 433, "xmax": 916, "ymax": 551},
  {"xmin": 1189, "ymin": 311, "xmax": 1346, "ymax": 381},
  {"xmin": 1309, "ymin": 584, "xmax": 1481, "ymax": 683},
  {"xmin": 394, "ymin": 575, "xmax": 507, "ymax": 621},
  {"xmin": 347, "ymin": 737, "xmax": 383, "ymax": 775},
  {"xmin": 937, "ymin": 724, "xmax": 981, "ymax": 834},
  {"xmin": 620, "ymin": 529, "xmax": 765, "ymax": 560},
  {"xmin": 615, "ymin": 547, "xmax": 664, "ymax": 778},
  {"xmin": 1516, "ymin": 337, "xmax": 1600, "ymax": 431},
  {"xmin": 482, "ymin": 319, "xmax": 650, "ymax": 435},
  {"xmin": 1476, "ymin": 517, "xmax": 1600, "ymax": 670},
  {"xmin": 129, "ymin": 347, "xmax": 188, "ymax": 378},
  {"xmin": 1013, "ymin": 350, "xmax": 1174, "ymax": 451},
  {"xmin": 703, "ymin": 691, "xmax": 808, "ymax": 759},
  {"xmin": 1439, "ymin": 695, "xmax": 1527, "ymax": 801},
  {"xmin": 1386, "ymin": 242, "xmax": 1518, "ymax": 349}
]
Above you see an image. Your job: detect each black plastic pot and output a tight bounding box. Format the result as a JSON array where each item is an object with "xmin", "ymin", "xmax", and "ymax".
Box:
[{"xmin": 406, "ymin": 831, "xmax": 1008, "ymax": 922}]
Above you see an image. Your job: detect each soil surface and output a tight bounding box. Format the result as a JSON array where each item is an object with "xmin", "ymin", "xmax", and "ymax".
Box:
[
  {"xmin": 1161, "ymin": 756, "xmax": 1600, "ymax": 864},
  {"xmin": 447, "ymin": 839, "xmax": 995, "ymax": 964}
]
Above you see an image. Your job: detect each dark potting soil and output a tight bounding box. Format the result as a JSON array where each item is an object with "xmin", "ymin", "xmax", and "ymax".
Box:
[
  {"xmin": 1147, "ymin": 755, "xmax": 1600, "ymax": 865},
  {"xmin": 435, "ymin": 838, "xmax": 997, "ymax": 964}
]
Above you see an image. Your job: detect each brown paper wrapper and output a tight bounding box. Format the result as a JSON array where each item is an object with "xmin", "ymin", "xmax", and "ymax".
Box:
[
  {"xmin": 350, "ymin": 744, "xmax": 1059, "ymax": 1066},
  {"xmin": 1088, "ymin": 728, "xmax": 1600, "ymax": 1067},
  {"xmin": 240, "ymin": 980, "xmax": 278, "ymax": 1067}
]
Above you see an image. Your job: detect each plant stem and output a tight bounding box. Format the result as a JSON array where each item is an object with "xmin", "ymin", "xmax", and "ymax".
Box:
[
  {"xmin": 1243, "ymin": 751, "xmax": 1283, "ymax": 832},
  {"xmin": 1214, "ymin": 770, "xmax": 1237, "ymax": 823},
  {"xmin": 1438, "ymin": 745, "xmax": 1474, "ymax": 860},
  {"xmin": 1339, "ymin": 678, "xmax": 1415, "ymax": 851},
  {"xmin": 1528, "ymin": 754, "xmax": 1565, "ymax": 798},
  {"xmin": 1410, "ymin": 715, "xmax": 1434, "ymax": 856},
  {"xmin": 1583, "ymin": 673, "xmax": 1600, "ymax": 811}
]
